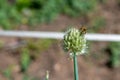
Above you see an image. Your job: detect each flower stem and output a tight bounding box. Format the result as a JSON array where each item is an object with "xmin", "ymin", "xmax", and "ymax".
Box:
[
  {"xmin": 45, "ymin": 71, "xmax": 49, "ymax": 80},
  {"xmin": 73, "ymin": 53, "xmax": 79, "ymax": 80}
]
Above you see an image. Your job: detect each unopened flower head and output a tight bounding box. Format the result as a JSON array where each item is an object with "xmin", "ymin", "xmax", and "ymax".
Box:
[{"xmin": 63, "ymin": 27, "xmax": 87, "ymax": 56}]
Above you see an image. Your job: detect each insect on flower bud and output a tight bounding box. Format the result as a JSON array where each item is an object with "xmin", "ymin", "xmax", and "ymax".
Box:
[{"xmin": 62, "ymin": 27, "xmax": 87, "ymax": 56}]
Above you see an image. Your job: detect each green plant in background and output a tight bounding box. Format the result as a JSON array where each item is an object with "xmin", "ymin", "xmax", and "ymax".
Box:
[
  {"xmin": 3, "ymin": 67, "xmax": 13, "ymax": 80},
  {"xmin": 108, "ymin": 42, "xmax": 120, "ymax": 68},
  {"xmin": 0, "ymin": 0, "xmax": 98, "ymax": 29},
  {"xmin": 62, "ymin": 27, "xmax": 87, "ymax": 80},
  {"xmin": 20, "ymin": 48, "xmax": 31, "ymax": 72},
  {"xmin": 0, "ymin": 0, "xmax": 22, "ymax": 30},
  {"xmin": 0, "ymin": 0, "xmax": 12, "ymax": 29},
  {"xmin": 16, "ymin": 0, "xmax": 31, "ymax": 11},
  {"xmin": 63, "ymin": 0, "xmax": 97, "ymax": 17}
]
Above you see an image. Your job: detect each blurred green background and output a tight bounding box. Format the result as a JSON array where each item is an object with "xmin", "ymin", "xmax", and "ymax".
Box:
[
  {"xmin": 0, "ymin": 0, "xmax": 98, "ymax": 29},
  {"xmin": 0, "ymin": 0, "xmax": 120, "ymax": 80}
]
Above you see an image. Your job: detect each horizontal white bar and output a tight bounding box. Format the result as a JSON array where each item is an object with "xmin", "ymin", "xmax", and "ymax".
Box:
[
  {"xmin": 85, "ymin": 34, "xmax": 120, "ymax": 41},
  {"xmin": 0, "ymin": 31, "xmax": 120, "ymax": 41},
  {"xmin": 0, "ymin": 31, "xmax": 63, "ymax": 39}
]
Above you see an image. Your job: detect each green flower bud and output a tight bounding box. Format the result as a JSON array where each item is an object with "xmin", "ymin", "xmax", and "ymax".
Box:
[{"xmin": 62, "ymin": 27, "xmax": 87, "ymax": 56}]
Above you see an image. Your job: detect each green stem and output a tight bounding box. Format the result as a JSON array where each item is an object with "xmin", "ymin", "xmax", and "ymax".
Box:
[
  {"xmin": 45, "ymin": 71, "xmax": 49, "ymax": 80},
  {"xmin": 73, "ymin": 53, "xmax": 79, "ymax": 80}
]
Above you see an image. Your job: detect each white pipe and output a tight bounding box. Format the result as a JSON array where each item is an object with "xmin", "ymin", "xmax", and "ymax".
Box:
[
  {"xmin": 0, "ymin": 31, "xmax": 63, "ymax": 39},
  {"xmin": 0, "ymin": 31, "xmax": 120, "ymax": 41},
  {"xmin": 85, "ymin": 34, "xmax": 120, "ymax": 42}
]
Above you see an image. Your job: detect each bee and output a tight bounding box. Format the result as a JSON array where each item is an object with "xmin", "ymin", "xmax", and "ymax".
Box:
[{"xmin": 79, "ymin": 26, "xmax": 87, "ymax": 35}]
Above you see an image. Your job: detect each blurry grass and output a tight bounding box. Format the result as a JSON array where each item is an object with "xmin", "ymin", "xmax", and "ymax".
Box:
[
  {"xmin": 3, "ymin": 66, "xmax": 13, "ymax": 80},
  {"xmin": 0, "ymin": 0, "xmax": 99, "ymax": 29},
  {"xmin": 20, "ymin": 48, "xmax": 31, "ymax": 72},
  {"xmin": 108, "ymin": 42, "xmax": 120, "ymax": 68}
]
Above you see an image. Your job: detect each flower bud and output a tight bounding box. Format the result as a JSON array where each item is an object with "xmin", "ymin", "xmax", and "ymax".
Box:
[{"xmin": 62, "ymin": 27, "xmax": 87, "ymax": 56}]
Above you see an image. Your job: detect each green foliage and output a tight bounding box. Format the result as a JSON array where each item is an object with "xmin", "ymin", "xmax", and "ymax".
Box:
[
  {"xmin": 108, "ymin": 42, "xmax": 120, "ymax": 68},
  {"xmin": 32, "ymin": 0, "xmax": 60, "ymax": 23},
  {"xmin": 20, "ymin": 48, "xmax": 31, "ymax": 72},
  {"xmin": 16, "ymin": 0, "xmax": 31, "ymax": 10},
  {"xmin": 3, "ymin": 67, "xmax": 13, "ymax": 80},
  {"xmin": 0, "ymin": 0, "xmax": 22, "ymax": 29},
  {"xmin": 63, "ymin": 0, "xmax": 97, "ymax": 17},
  {"xmin": 0, "ymin": 0, "xmax": 98, "ymax": 29}
]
